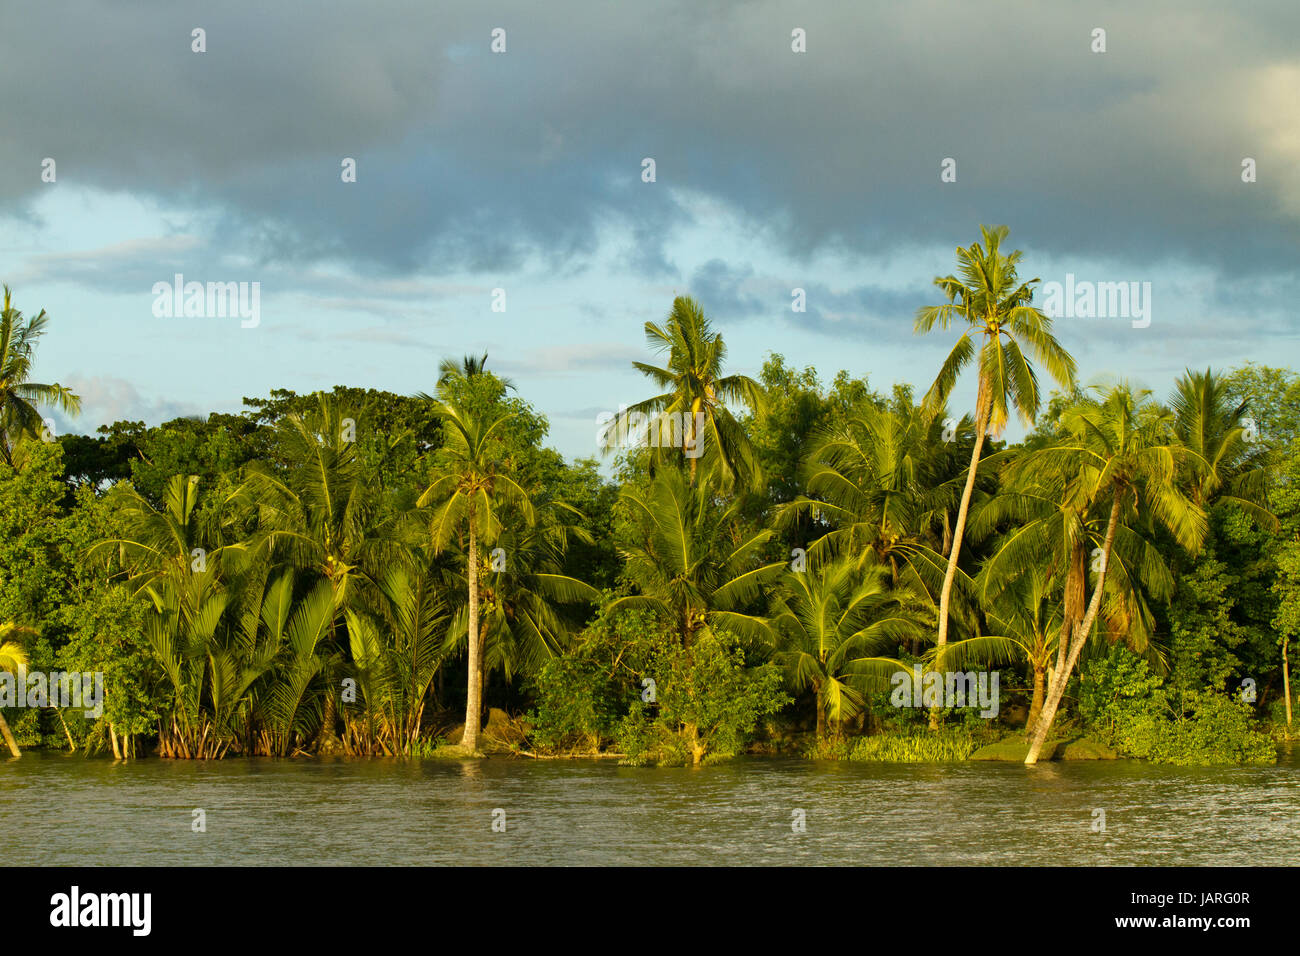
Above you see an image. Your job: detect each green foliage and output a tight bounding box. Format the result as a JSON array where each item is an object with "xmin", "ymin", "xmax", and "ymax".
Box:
[
  {"xmin": 615, "ymin": 630, "xmax": 789, "ymax": 766},
  {"xmin": 848, "ymin": 727, "xmax": 980, "ymax": 762},
  {"xmin": 1080, "ymin": 646, "xmax": 1275, "ymax": 764}
]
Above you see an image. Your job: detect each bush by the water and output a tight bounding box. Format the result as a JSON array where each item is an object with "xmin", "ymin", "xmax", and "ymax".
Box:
[
  {"xmin": 847, "ymin": 728, "xmax": 981, "ymax": 763},
  {"xmin": 1079, "ymin": 646, "xmax": 1276, "ymax": 765}
]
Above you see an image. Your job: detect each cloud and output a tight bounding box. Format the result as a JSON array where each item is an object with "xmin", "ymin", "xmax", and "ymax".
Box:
[{"xmin": 1, "ymin": 0, "xmax": 1296, "ymax": 282}]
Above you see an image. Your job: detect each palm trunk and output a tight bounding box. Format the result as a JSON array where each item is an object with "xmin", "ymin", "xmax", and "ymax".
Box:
[
  {"xmin": 1026, "ymin": 664, "xmax": 1046, "ymax": 735},
  {"xmin": 931, "ymin": 395, "xmax": 989, "ymax": 728},
  {"xmin": 1026, "ymin": 490, "xmax": 1121, "ymax": 765},
  {"xmin": 1283, "ymin": 637, "xmax": 1293, "ymax": 727},
  {"xmin": 462, "ymin": 520, "xmax": 483, "ymax": 752},
  {"xmin": 0, "ymin": 711, "xmax": 20, "ymax": 757}
]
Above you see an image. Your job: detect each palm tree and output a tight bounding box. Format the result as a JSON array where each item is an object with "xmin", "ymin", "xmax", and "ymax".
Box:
[
  {"xmin": 418, "ymin": 398, "xmax": 534, "ymax": 753},
  {"xmin": 1024, "ymin": 384, "xmax": 1206, "ymax": 763},
  {"xmin": 455, "ymin": 501, "xmax": 600, "ymax": 699},
  {"xmin": 915, "ymin": 225, "xmax": 1077, "ymax": 668},
  {"xmin": 343, "ymin": 558, "xmax": 448, "ymax": 755},
  {"xmin": 948, "ymin": 569, "xmax": 1061, "ymax": 732},
  {"xmin": 776, "ymin": 400, "xmax": 972, "ymax": 624},
  {"xmin": 0, "ymin": 286, "xmax": 80, "ymax": 465},
  {"xmin": 438, "ymin": 352, "xmax": 515, "ymax": 392},
  {"xmin": 231, "ymin": 395, "xmax": 401, "ymax": 751},
  {"xmin": 1170, "ymin": 367, "xmax": 1274, "ymax": 523},
  {"xmin": 770, "ymin": 557, "xmax": 927, "ymax": 738},
  {"xmin": 610, "ymin": 296, "xmax": 767, "ymax": 490},
  {"xmin": 0, "ymin": 624, "xmax": 32, "ymax": 757},
  {"xmin": 610, "ymin": 467, "xmax": 784, "ymax": 645}
]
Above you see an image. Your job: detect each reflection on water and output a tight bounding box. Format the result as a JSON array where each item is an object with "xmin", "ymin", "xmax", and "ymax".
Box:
[{"xmin": 2, "ymin": 752, "xmax": 1297, "ymax": 865}]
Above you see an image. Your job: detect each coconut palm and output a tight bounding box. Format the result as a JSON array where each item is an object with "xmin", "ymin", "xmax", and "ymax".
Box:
[
  {"xmin": 418, "ymin": 397, "xmax": 534, "ymax": 753},
  {"xmin": 454, "ymin": 501, "xmax": 600, "ymax": 692},
  {"xmin": 770, "ymin": 557, "xmax": 927, "ymax": 738},
  {"xmin": 610, "ymin": 295, "xmax": 767, "ymax": 491},
  {"xmin": 776, "ymin": 400, "xmax": 973, "ymax": 620},
  {"xmin": 946, "ymin": 569, "xmax": 1061, "ymax": 732},
  {"xmin": 1024, "ymin": 383, "xmax": 1207, "ymax": 763},
  {"xmin": 915, "ymin": 225, "xmax": 1077, "ymax": 662},
  {"xmin": 610, "ymin": 467, "xmax": 784, "ymax": 645},
  {"xmin": 0, "ymin": 286, "xmax": 80, "ymax": 465},
  {"xmin": 1170, "ymin": 367, "xmax": 1275, "ymax": 523}
]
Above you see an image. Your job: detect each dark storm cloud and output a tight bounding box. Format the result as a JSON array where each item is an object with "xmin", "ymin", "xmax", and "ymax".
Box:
[{"xmin": 3, "ymin": 0, "xmax": 1298, "ymax": 278}]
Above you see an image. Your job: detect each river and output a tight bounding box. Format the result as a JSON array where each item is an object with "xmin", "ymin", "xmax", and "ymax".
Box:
[{"xmin": 3, "ymin": 751, "xmax": 1298, "ymax": 865}]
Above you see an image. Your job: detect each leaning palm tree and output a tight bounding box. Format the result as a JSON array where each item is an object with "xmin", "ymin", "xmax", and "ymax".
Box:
[
  {"xmin": 609, "ymin": 296, "xmax": 767, "ymax": 491},
  {"xmin": 0, "ymin": 624, "xmax": 33, "ymax": 757},
  {"xmin": 1024, "ymin": 384, "xmax": 1206, "ymax": 764},
  {"xmin": 0, "ymin": 286, "xmax": 80, "ymax": 464},
  {"xmin": 418, "ymin": 397, "xmax": 534, "ymax": 753},
  {"xmin": 770, "ymin": 557, "xmax": 927, "ymax": 738},
  {"xmin": 915, "ymin": 225, "xmax": 1077, "ymax": 666}
]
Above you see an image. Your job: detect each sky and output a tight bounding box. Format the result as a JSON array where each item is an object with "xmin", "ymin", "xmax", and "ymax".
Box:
[{"xmin": 3, "ymin": 0, "xmax": 1298, "ymax": 465}]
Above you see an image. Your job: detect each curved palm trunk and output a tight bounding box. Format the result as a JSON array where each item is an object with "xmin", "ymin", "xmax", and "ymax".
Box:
[
  {"xmin": 0, "ymin": 711, "xmax": 20, "ymax": 757},
  {"xmin": 462, "ymin": 521, "xmax": 483, "ymax": 752},
  {"xmin": 1026, "ymin": 664, "xmax": 1046, "ymax": 734},
  {"xmin": 931, "ymin": 395, "xmax": 989, "ymax": 728},
  {"xmin": 1283, "ymin": 637, "xmax": 1292, "ymax": 727},
  {"xmin": 1026, "ymin": 491, "xmax": 1121, "ymax": 765}
]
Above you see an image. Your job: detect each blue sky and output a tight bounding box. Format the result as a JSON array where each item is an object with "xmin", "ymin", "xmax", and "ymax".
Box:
[{"xmin": 4, "ymin": 0, "xmax": 1298, "ymax": 465}]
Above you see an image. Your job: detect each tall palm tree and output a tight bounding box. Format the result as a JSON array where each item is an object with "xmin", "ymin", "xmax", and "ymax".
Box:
[
  {"xmin": 418, "ymin": 398, "xmax": 534, "ymax": 753},
  {"xmin": 770, "ymin": 557, "xmax": 927, "ymax": 738},
  {"xmin": 915, "ymin": 225, "xmax": 1077, "ymax": 668},
  {"xmin": 1024, "ymin": 384, "xmax": 1206, "ymax": 763},
  {"xmin": 0, "ymin": 624, "xmax": 32, "ymax": 757},
  {"xmin": 0, "ymin": 287, "xmax": 80, "ymax": 465},
  {"xmin": 454, "ymin": 501, "xmax": 600, "ymax": 696},
  {"xmin": 610, "ymin": 296, "xmax": 767, "ymax": 490}
]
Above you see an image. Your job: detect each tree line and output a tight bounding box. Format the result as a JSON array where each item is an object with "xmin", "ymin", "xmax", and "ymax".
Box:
[{"xmin": 1, "ymin": 225, "xmax": 1297, "ymax": 765}]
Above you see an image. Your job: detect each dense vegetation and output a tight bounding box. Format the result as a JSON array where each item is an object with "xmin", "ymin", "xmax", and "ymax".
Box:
[{"xmin": 1, "ymin": 227, "xmax": 1296, "ymax": 767}]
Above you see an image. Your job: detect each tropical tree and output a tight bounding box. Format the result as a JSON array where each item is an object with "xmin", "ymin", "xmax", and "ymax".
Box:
[
  {"xmin": 231, "ymin": 396, "xmax": 403, "ymax": 750},
  {"xmin": 609, "ymin": 295, "xmax": 767, "ymax": 491},
  {"xmin": 418, "ymin": 397, "xmax": 534, "ymax": 753},
  {"xmin": 0, "ymin": 287, "xmax": 81, "ymax": 465},
  {"xmin": 1024, "ymin": 384, "xmax": 1206, "ymax": 763},
  {"xmin": 770, "ymin": 557, "xmax": 926, "ymax": 738},
  {"xmin": 0, "ymin": 623, "xmax": 32, "ymax": 757},
  {"xmin": 611, "ymin": 467, "xmax": 783, "ymax": 645},
  {"xmin": 776, "ymin": 400, "xmax": 972, "ymax": 627},
  {"xmin": 914, "ymin": 225, "xmax": 1077, "ymax": 667},
  {"xmin": 343, "ymin": 558, "xmax": 448, "ymax": 755}
]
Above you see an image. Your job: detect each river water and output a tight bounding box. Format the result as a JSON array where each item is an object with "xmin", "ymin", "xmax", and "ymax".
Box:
[{"xmin": 3, "ymin": 751, "xmax": 1298, "ymax": 865}]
